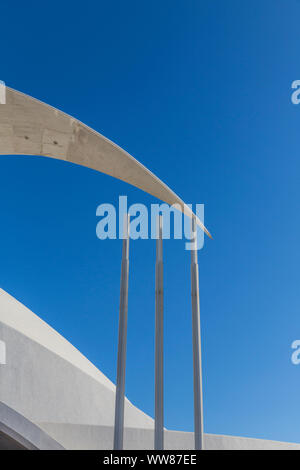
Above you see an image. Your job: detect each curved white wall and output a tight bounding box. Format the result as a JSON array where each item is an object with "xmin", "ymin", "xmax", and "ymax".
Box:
[
  {"xmin": 1, "ymin": 288, "xmax": 299, "ymax": 450},
  {"xmin": 0, "ymin": 288, "xmax": 153, "ymax": 429}
]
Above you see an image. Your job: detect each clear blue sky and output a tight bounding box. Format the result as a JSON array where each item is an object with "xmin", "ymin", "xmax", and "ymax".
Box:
[{"xmin": 1, "ymin": 0, "xmax": 300, "ymax": 443}]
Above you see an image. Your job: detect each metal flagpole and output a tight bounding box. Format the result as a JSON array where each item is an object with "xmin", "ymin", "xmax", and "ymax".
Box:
[
  {"xmin": 155, "ymin": 215, "xmax": 164, "ymax": 450},
  {"xmin": 113, "ymin": 213, "xmax": 130, "ymax": 450},
  {"xmin": 191, "ymin": 216, "xmax": 204, "ymax": 450}
]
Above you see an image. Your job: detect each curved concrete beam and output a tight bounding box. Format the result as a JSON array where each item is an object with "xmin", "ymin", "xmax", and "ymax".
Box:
[
  {"xmin": 0, "ymin": 401, "xmax": 64, "ymax": 450},
  {"xmin": 0, "ymin": 87, "xmax": 211, "ymax": 238}
]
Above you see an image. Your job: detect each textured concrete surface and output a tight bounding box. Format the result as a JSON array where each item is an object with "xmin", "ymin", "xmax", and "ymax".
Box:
[
  {"xmin": 38, "ymin": 423, "xmax": 300, "ymax": 450},
  {"xmin": 0, "ymin": 87, "xmax": 210, "ymax": 237},
  {"xmin": 0, "ymin": 288, "xmax": 153, "ymax": 429},
  {"xmin": 0, "ymin": 288, "xmax": 299, "ymax": 450},
  {"xmin": 0, "ymin": 402, "xmax": 63, "ymax": 450}
]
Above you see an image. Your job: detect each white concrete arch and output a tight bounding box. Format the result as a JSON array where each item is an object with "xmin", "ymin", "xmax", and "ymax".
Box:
[
  {"xmin": 0, "ymin": 87, "xmax": 211, "ymax": 238},
  {"xmin": 0, "ymin": 402, "xmax": 64, "ymax": 450}
]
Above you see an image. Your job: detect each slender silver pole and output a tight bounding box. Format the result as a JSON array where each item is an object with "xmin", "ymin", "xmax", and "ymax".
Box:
[
  {"xmin": 114, "ymin": 214, "xmax": 130, "ymax": 450},
  {"xmin": 155, "ymin": 215, "xmax": 164, "ymax": 450},
  {"xmin": 191, "ymin": 216, "xmax": 204, "ymax": 450}
]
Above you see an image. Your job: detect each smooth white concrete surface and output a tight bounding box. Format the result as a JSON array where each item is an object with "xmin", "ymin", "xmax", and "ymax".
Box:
[
  {"xmin": 0, "ymin": 87, "xmax": 211, "ymax": 238},
  {"xmin": 0, "ymin": 288, "xmax": 153, "ymax": 429},
  {"xmin": 39, "ymin": 423, "xmax": 300, "ymax": 451},
  {"xmin": 1, "ymin": 288, "xmax": 299, "ymax": 450},
  {"xmin": 0, "ymin": 402, "xmax": 63, "ymax": 450},
  {"xmin": 0, "ymin": 288, "xmax": 114, "ymax": 391}
]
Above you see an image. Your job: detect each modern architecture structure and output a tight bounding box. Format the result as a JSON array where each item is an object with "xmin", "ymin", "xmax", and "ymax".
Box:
[
  {"xmin": 0, "ymin": 288, "xmax": 299, "ymax": 450},
  {"xmin": 0, "ymin": 88, "xmax": 296, "ymax": 450}
]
